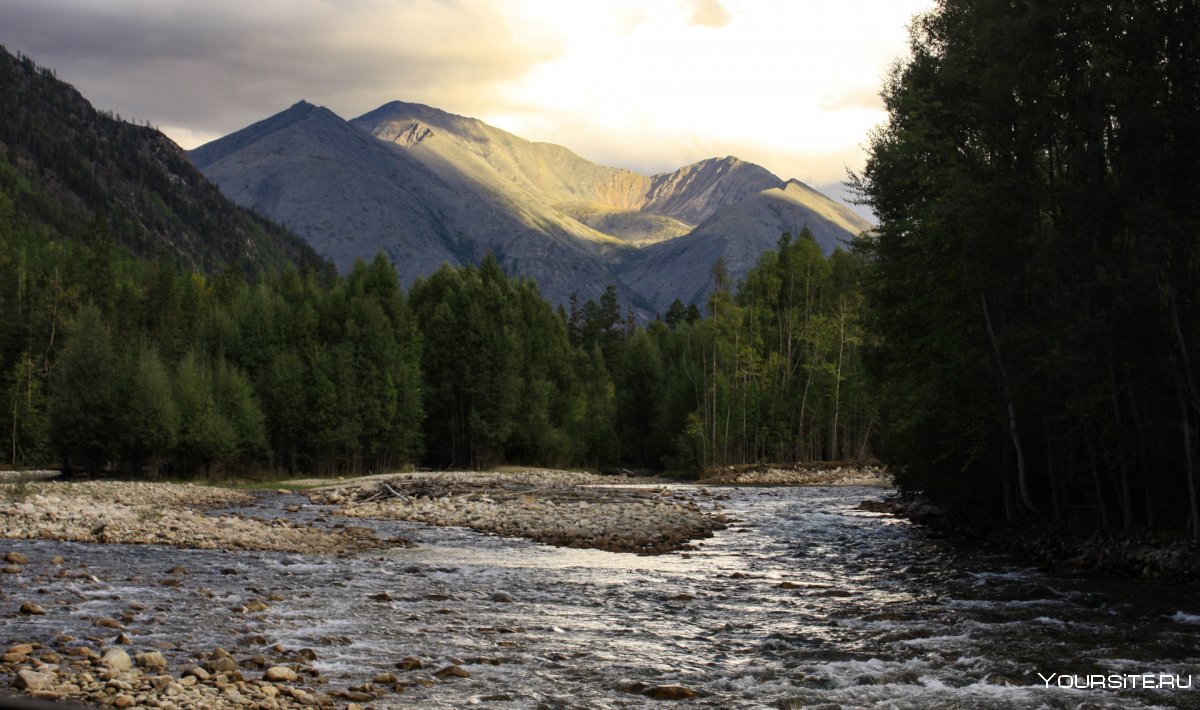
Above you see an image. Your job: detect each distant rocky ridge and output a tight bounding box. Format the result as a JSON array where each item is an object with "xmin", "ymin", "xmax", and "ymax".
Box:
[{"xmin": 191, "ymin": 100, "xmax": 873, "ymax": 314}]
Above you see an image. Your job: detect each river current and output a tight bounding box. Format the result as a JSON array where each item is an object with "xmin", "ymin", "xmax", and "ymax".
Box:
[{"xmin": 4, "ymin": 485, "xmax": 1199, "ymax": 709}]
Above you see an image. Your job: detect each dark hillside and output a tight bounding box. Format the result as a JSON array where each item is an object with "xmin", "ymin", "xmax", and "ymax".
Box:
[{"xmin": 0, "ymin": 45, "xmax": 326, "ymax": 275}]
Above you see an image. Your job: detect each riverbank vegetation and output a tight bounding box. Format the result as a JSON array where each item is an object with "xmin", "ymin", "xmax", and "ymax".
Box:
[{"xmin": 854, "ymin": 0, "xmax": 1200, "ymax": 537}]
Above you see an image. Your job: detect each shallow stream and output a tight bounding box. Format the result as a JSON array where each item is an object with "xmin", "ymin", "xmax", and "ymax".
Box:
[{"xmin": 4, "ymin": 485, "xmax": 1199, "ymax": 708}]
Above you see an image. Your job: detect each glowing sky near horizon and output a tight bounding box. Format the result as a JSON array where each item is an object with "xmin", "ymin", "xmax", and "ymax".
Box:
[{"xmin": 1, "ymin": 0, "xmax": 935, "ymax": 193}]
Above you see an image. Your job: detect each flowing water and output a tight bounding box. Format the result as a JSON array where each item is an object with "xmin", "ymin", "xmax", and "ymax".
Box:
[{"xmin": 4, "ymin": 485, "xmax": 1200, "ymax": 709}]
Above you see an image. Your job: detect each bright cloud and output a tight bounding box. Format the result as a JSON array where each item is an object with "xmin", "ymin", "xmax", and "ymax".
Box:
[{"xmin": 0, "ymin": 0, "xmax": 934, "ymax": 189}]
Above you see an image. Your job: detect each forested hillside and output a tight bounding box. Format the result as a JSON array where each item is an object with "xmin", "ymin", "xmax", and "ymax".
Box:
[
  {"xmin": 0, "ymin": 46, "xmax": 325, "ymax": 275},
  {"xmin": 0, "ymin": 214, "xmax": 868, "ymax": 475},
  {"xmin": 0, "ymin": 47, "xmax": 872, "ymax": 479},
  {"xmin": 855, "ymin": 0, "xmax": 1200, "ymax": 536}
]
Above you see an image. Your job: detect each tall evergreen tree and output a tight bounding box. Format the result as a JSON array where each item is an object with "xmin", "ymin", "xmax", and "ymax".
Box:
[{"xmin": 855, "ymin": 0, "xmax": 1200, "ymax": 532}]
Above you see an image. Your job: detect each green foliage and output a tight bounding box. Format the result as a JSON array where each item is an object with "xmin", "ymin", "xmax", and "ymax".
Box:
[
  {"xmin": 856, "ymin": 0, "xmax": 1200, "ymax": 532},
  {"xmin": 49, "ymin": 305, "xmax": 120, "ymax": 472},
  {"xmin": 411, "ymin": 256, "xmax": 592, "ymax": 469},
  {"xmin": 118, "ymin": 343, "xmax": 178, "ymax": 473}
]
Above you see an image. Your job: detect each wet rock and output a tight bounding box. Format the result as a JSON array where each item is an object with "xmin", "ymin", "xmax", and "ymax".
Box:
[
  {"xmin": 434, "ymin": 664, "xmax": 470, "ymax": 679},
  {"xmin": 101, "ymin": 647, "xmax": 133, "ymax": 672},
  {"xmin": 207, "ymin": 656, "xmax": 239, "ymax": 674},
  {"xmin": 96, "ymin": 617, "xmax": 125, "ymax": 629},
  {"xmin": 19, "ymin": 601, "xmax": 45, "ymax": 615},
  {"xmin": 616, "ymin": 681, "xmax": 650, "ymax": 694},
  {"xmin": 137, "ymin": 651, "xmax": 168, "ymax": 669},
  {"xmin": 490, "ymin": 591, "xmax": 514, "ymax": 603},
  {"xmin": 113, "ymin": 694, "xmax": 135, "ymax": 708},
  {"xmin": 666, "ymin": 593, "xmax": 695, "ymax": 601},
  {"xmin": 16, "ymin": 669, "xmax": 55, "ymax": 691},
  {"xmin": 2, "ymin": 564, "xmax": 21, "ymax": 574},
  {"xmin": 644, "ymin": 685, "xmax": 699, "ymax": 700},
  {"xmin": 184, "ymin": 665, "xmax": 211, "ymax": 681},
  {"xmin": 777, "ymin": 581, "xmax": 802, "ymax": 590},
  {"xmin": 5, "ymin": 551, "xmax": 28, "ymax": 564},
  {"xmin": 7, "ymin": 643, "xmax": 34, "ymax": 655},
  {"xmin": 372, "ymin": 672, "xmax": 397, "ymax": 684},
  {"xmin": 265, "ymin": 666, "xmax": 298, "ymax": 682},
  {"xmin": 396, "ymin": 657, "xmax": 423, "ymax": 671},
  {"xmin": 368, "ymin": 592, "xmax": 394, "ymax": 602},
  {"xmin": 242, "ymin": 599, "xmax": 270, "ymax": 612}
]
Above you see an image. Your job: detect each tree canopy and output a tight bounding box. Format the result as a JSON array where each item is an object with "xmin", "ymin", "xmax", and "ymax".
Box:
[{"xmin": 855, "ymin": 0, "xmax": 1200, "ymax": 535}]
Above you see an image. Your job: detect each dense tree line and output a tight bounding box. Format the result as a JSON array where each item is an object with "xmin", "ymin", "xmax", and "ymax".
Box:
[
  {"xmin": 1, "ymin": 174, "xmax": 869, "ymax": 476},
  {"xmin": 855, "ymin": 0, "xmax": 1200, "ymax": 535},
  {"xmin": 594, "ymin": 234, "xmax": 873, "ymax": 470},
  {"xmin": 0, "ymin": 202, "xmax": 423, "ymax": 476}
]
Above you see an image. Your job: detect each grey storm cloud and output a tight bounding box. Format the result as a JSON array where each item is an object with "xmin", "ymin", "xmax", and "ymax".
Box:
[{"xmin": 0, "ymin": 0, "xmax": 561, "ymax": 143}]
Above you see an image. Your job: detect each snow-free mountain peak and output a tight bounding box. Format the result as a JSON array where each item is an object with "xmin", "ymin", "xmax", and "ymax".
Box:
[{"xmin": 191, "ymin": 100, "xmax": 871, "ymax": 314}]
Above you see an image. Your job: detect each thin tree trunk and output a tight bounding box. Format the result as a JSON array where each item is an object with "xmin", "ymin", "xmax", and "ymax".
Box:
[
  {"xmin": 1108, "ymin": 357, "xmax": 1134, "ymax": 529},
  {"xmin": 1085, "ymin": 433, "xmax": 1110, "ymax": 530},
  {"xmin": 1044, "ymin": 419, "xmax": 1061, "ymax": 521},
  {"xmin": 830, "ymin": 300, "xmax": 846, "ymax": 460},
  {"xmin": 855, "ymin": 415, "xmax": 874, "ymax": 462},
  {"xmin": 981, "ymin": 293, "xmax": 1037, "ymax": 513},
  {"xmin": 1178, "ymin": 378, "xmax": 1200, "ymax": 541}
]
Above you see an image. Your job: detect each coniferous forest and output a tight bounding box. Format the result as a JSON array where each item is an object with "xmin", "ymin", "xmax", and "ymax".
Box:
[
  {"xmin": 0, "ymin": 189, "xmax": 869, "ymax": 478},
  {"xmin": 855, "ymin": 0, "xmax": 1200, "ymax": 536}
]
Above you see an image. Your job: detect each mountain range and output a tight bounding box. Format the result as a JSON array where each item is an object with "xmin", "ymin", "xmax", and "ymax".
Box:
[{"xmin": 192, "ymin": 100, "xmax": 872, "ymax": 315}]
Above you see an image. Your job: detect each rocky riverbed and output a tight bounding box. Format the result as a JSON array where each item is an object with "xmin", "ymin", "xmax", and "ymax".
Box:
[
  {"xmin": 0, "ymin": 481, "xmax": 394, "ymax": 554},
  {"xmin": 700, "ymin": 462, "xmax": 891, "ymax": 486},
  {"xmin": 3, "ymin": 480, "xmax": 1200, "ymax": 709},
  {"xmin": 0, "ymin": 470, "xmax": 735, "ymax": 707},
  {"xmin": 308, "ymin": 470, "xmax": 731, "ymax": 554}
]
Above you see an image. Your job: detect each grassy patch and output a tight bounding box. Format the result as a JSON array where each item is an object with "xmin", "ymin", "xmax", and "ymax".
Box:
[{"xmin": 0, "ymin": 479, "xmax": 31, "ymax": 502}]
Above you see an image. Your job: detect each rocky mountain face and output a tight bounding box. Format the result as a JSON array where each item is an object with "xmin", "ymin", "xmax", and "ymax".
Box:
[
  {"xmin": 0, "ymin": 46, "xmax": 324, "ymax": 276},
  {"xmin": 191, "ymin": 100, "xmax": 872, "ymax": 313}
]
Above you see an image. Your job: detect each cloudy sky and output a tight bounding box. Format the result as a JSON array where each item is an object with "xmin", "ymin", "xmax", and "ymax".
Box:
[{"xmin": 1, "ymin": 0, "xmax": 934, "ymax": 207}]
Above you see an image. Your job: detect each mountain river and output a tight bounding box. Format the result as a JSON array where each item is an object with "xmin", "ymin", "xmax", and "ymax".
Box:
[{"xmin": 3, "ymin": 485, "xmax": 1199, "ymax": 709}]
